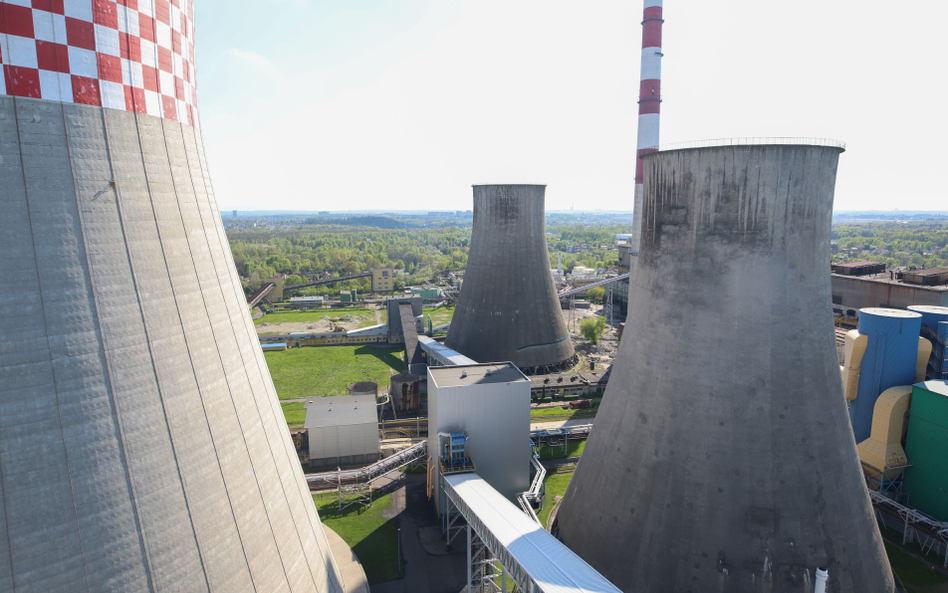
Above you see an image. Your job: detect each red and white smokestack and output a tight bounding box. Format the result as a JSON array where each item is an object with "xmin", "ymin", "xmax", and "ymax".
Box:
[{"xmin": 630, "ymin": 0, "xmax": 663, "ymax": 255}]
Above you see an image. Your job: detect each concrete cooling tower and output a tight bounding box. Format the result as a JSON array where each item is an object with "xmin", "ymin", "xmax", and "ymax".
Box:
[
  {"xmin": 0, "ymin": 2, "xmax": 344, "ymax": 591},
  {"xmin": 446, "ymin": 184, "xmax": 576, "ymax": 374},
  {"xmin": 556, "ymin": 142, "xmax": 894, "ymax": 593}
]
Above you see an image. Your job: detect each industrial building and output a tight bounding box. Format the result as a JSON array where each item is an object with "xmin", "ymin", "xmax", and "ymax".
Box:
[
  {"xmin": 832, "ymin": 268, "xmax": 948, "ymax": 318},
  {"xmin": 427, "ymin": 363, "xmax": 531, "ymax": 510},
  {"xmin": 305, "ymin": 395, "xmax": 380, "ymax": 467},
  {"xmin": 371, "ymin": 267, "xmax": 396, "ymax": 292},
  {"xmin": 903, "ymin": 381, "xmax": 948, "ymax": 520},
  {"xmin": 0, "ymin": 2, "xmax": 344, "ymax": 590},
  {"xmin": 447, "ymin": 185, "xmax": 577, "ymax": 374},
  {"xmin": 556, "ymin": 142, "xmax": 895, "ymax": 592}
]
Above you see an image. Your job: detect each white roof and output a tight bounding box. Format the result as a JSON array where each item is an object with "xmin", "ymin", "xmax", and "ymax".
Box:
[
  {"xmin": 304, "ymin": 394, "xmax": 377, "ymax": 429},
  {"xmin": 417, "ymin": 335, "xmax": 478, "ymax": 366},
  {"xmin": 445, "ymin": 473, "xmax": 621, "ymax": 593}
]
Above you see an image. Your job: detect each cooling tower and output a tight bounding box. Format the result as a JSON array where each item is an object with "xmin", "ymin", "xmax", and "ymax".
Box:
[
  {"xmin": 446, "ymin": 184, "xmax": 576, "ymax": 374},
  {"xmin": 0, "ymin": 2, "xmax": 344, "ymax": 591},
  {"xmin": 556, "ymin": 142, "xmax": 894, "ymax": 593}
]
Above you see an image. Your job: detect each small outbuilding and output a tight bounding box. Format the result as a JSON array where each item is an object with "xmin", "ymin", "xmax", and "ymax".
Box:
[{"xmin": 305, "ymin": 394, "xmax": 379, "ymax": 467}]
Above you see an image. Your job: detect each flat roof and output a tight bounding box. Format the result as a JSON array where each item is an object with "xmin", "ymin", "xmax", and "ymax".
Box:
[
  {"xmin": 429, "ymin": 363, "xmax": 529, "ymax": 388},
  {"xmin": 917, "ymin": 381, "xmax": 948, "ymax": 398},
  {"xmin": 417, "ymin": 336, "xmax": 478, "ymax": 366},
  {"xmin": 444, "ymin": 473, "xmax": 622, "ymax": 593},
  {"xmin": 861, "ymin": 307, "xmax": 923, "ymax": 319},
  {"xmin": 304, "ymin": 394, "xmax": 377, "ymax": 429},
  {"xmin": 905, "ymin": 268, "xmax": 948, "ymax": 276},
  {"xmin": 831, "ymin": 272, "xmax": 948, "ymax": 292},
  {"xmin": 833, "ymin": 260, "xmax": 883, "ymax": 268}
]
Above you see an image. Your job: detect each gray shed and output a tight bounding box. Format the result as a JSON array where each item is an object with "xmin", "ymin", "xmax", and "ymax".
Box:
[{"xmin": 305, "ymin": 395, "xmax": 380, "ymax": 467}]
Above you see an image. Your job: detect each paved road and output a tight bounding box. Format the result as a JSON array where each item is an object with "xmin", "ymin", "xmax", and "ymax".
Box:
[{"xmin": 371, "ymin": 474, "xmax": 467, "ymax": 593}]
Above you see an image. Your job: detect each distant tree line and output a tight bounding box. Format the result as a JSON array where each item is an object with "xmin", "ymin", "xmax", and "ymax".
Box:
[{"xmin": 832, "ymin": 222, "xmax": 948, "ymax": 269}]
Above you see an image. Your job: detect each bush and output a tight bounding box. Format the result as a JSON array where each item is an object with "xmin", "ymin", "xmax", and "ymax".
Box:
[
  {"xmin": 586, "ymin": 286, "xmax": 605, "ymax": 303},
  {"xmin": 580, "ymin": 317, "xmax": 606, "ymax": 344}
]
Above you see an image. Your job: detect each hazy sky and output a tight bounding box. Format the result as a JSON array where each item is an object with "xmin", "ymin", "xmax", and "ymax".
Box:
[{"xmin": 197, "ymin": 0, "xmax": 947, "ymax": 212}]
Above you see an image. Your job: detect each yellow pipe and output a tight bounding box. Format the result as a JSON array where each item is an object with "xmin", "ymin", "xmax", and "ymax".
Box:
[
  {"xmin": 917, "ymin": 337, "xmax": 933, "ymax": 382},
  {"xmin": 842, "ymin": 330, "xmax": 869, "ymax": 401},
  {"xmin": 856, "ymin": 385, "xmax": 912, "ymax": 489}
]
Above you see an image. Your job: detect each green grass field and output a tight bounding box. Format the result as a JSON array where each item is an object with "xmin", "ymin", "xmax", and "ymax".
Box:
[
  {"xmin": 281, "ymin": 402, "xmax": 305, "ymax": 428},
  {"xmin": 265, "ymin": 345, "xmax": 404, "ymax": 399},
  {"xmin": 878, "ymin": 525, "xmax": 948, "ymax": 592},
  {"xmin": 537, "ymin": 440, "xmax": 586, "ymax": 460},
  {"xmin": 529, "ymin": 406, "xmax": 597, "ymax": 423},
  {"xmin": 255, "ymin": 307, "xmax": 379, "ymax": 329},
  {"xmin": 423, "ymin": 305, "xmax": 455, "ymax": 327},
  {"xmin": 537, "ymin": 471, "xmax": 574, "ymax": 529},
  {"xmin": 314, "ymin": 492, "xmax": 402, "ymax": 584}
]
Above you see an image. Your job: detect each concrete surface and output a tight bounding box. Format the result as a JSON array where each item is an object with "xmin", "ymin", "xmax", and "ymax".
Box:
[
  {"xmin": 556, "ymin": 144, "xmax": 894, "ymax": 593},
  {"xmin": 324, "ymin": 527, "xmax": 370, "ymax": 593},
  {"xmin": 446, "ymin": 185, "xmax": 575, "ymax": 373},
  {"xmin": 371, "ymin": 474, "xmax": 467, "ymax": 593},
  {"xmin": 0, "ymin": 96, "xmax": 343, "ymax": 591}
]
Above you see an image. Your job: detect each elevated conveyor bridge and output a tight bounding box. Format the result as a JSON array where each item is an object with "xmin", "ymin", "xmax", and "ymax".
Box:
[{"xmin": 441, "ymin": 472, "xmax": 622, "ymax": 593}]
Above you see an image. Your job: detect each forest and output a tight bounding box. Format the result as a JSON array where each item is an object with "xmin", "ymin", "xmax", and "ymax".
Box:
[
  {"xmin": 227, "ymin": 217, "xmax": 625, "ymax": 296},
  {"xmin": 832, "ymin": 221, "xmax": 948, "ymax": 269},
  {"xmin": 227, "ymin": 215, "xmax": 948, "ymax": 298}
]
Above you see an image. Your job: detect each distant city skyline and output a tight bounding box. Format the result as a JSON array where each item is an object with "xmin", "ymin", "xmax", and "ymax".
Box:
[{"xmin": 199, "ymin": 0, "xmax": 947, "ymax": 213}]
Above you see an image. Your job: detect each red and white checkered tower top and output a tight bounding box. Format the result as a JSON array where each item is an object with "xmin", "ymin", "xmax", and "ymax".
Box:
[
  {"xmin": 0, "ymin": 0, "xmax": 200, "ymax": 127},
  {"xmin": 630, "ymin": 0, "xmax": 662, "ymax": 254}
]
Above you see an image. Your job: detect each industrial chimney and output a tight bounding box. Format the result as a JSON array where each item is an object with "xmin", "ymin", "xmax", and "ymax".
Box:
[
  {"xmin": 0, "ymin": 2, "xmax": 344, "ymax": 591},
  {"xmin": 556, "ymin": 142, "xmax": 894, "ymax": 593},
  {"xmin": 630, "ymin": 0, "xmax": 663, "ymax": 257},
  {"xmin": 446, "ymin": 185, "xmax": 576, "ymax": 374}
]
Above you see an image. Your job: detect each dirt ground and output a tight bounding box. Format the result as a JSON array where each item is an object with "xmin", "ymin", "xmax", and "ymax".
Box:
[
  {"xmin": 566, "ymin": 302, "xmax": 620, "ymax": 368},
  {"xmin": 257, "ymin": 315, "xmax": 367, "ymax": 335}
]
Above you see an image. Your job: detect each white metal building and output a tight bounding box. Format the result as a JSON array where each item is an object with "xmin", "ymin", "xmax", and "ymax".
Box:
[
  {"xmin": 305, "ymin": 395, "xmax": 379, "ymax": 467},
  {"xmin": 428, "ymin": 363, "xmax": 531, "ymax": 511}
]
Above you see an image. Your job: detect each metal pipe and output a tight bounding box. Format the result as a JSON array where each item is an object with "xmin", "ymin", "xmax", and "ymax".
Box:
[{"xmin": 814, "ymin": 567, "xmax": 828, "ymax": 593}]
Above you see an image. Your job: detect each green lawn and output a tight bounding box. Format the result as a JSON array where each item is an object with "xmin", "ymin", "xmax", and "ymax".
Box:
[
  {"xmin": 423, "ymin": 305, "xmax": 455, "ymax": 327},
  {"xmin": 264, "ymin": 345, "xmax": 404, "ymax": 399},
  {"xmin": 255, "ymin": 307, "xmax": 379, "ymax": 329},
  {"xmin": 878, "ymin": 525, "xmax": 948, "ymax": 592},
  {"xmin": 538, "ymin": 440, "xmax": 586, "ymax": 460},
  {"xmin": 530, "ymin": 407, "xmax": 597, "ymax": 422},
  {"xmin": 314, "ymin": 492, "xmax": 402, "ymax": 584},
  {"xmin": 537, "ymin": 471, "xmax": 574, "ymax": 529},
  {"xmin": 281, "ymin": 402, "xmax": 305, "ymax": 428}
]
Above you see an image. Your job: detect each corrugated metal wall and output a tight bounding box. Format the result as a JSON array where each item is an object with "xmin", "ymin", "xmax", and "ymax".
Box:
[
  {"xmin": 904, "ymin": 384, "xmax": 948, "ymax": 520},
  {"xmin": 428, "ymin": 371, "xmax": 530, "ymax": 512},
  {"xmin": 850, "ymin": 309, "xmax": 923, "ymax": 442}
]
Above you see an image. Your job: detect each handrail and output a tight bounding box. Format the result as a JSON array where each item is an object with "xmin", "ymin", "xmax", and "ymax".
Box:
[
  {"xmin": 306, "ymin": 440, "xmax": 427, "ymax": 489},
  {"xmin": 558, "ymin": 273, "xmax": 630, "ymax": 297},
  {"xmin": 642, "ymin": 137, "xmax": 846, "ymax": 153}
]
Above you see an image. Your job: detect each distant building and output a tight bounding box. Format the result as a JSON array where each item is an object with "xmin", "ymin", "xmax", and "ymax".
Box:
[
  {"xmin": 832, "ymin": 260, "xmax": 886, "ymax": 276},
  {"xmin": 371, "ymin": 267, "xmax": 395, "ymax": 292},
  {"xmin": 617, "ymin": 243, "xmax": 633, "ymax": 272},
  {"xmin": 832, "ymin": 271, "xmax": 948, "ymax": 318},
  {"xmin": 305, "ymin": 395, "xmax": 379, "ymax": 467},
  {"xmin": 232, "ymin": 209, "xmax": 237, "ymax": 217}
]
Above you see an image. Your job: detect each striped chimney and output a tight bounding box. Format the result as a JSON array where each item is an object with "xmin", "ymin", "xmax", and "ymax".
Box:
[{"xmin": 630, "ymin": 0, "xmax": 663, "ymax": 254}]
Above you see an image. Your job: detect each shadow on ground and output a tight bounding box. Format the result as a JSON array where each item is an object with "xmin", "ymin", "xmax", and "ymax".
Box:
[{"xmin": 370, "ymin": 473, "xmax": 467, "ymax": 593}]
